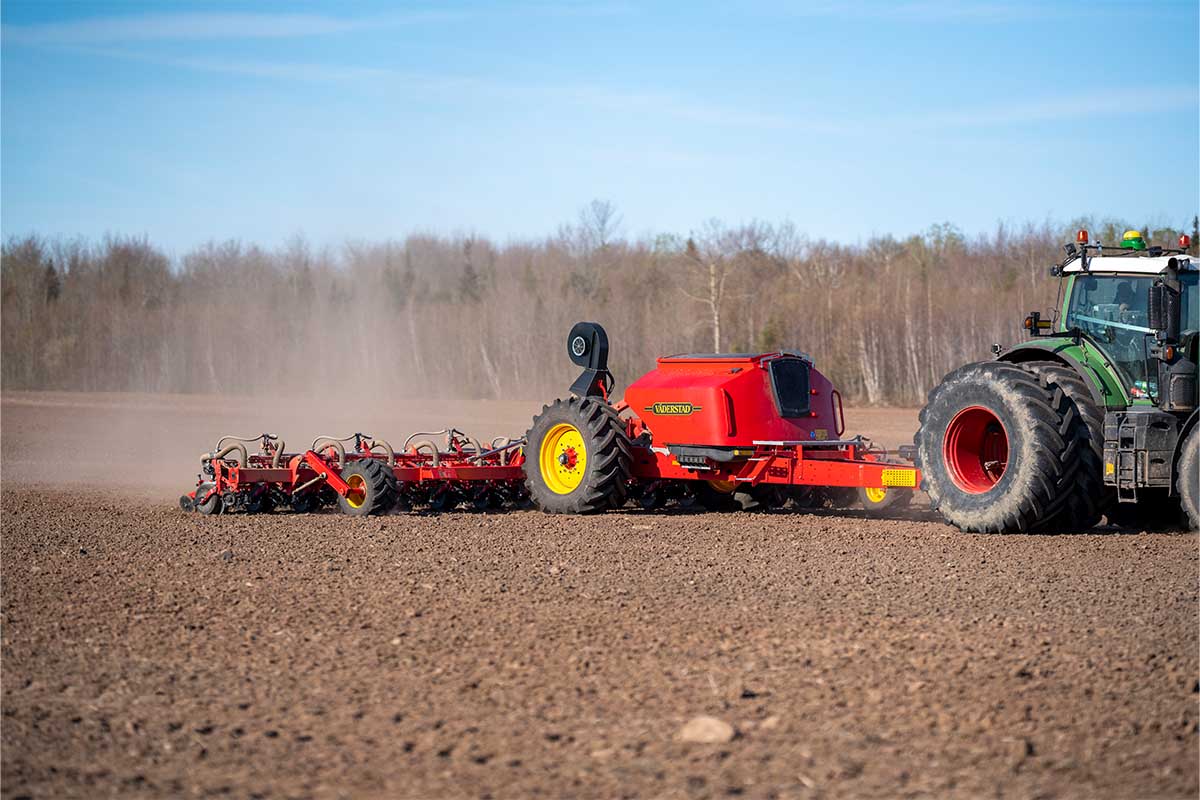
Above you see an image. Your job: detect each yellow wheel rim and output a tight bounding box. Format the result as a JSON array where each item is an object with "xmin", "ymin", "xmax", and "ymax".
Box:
[
  {"xmin": 345, "ymin": 474, "xmax": 367, "ymax": 508},
  {"xmin": 540, "ymin": 423, "xmax": 587, "ymax": 494},
  {"xmin": 863, "ymin": 486, "xmax": 887, "ymax": 504},
  {"xmin": 707, "ymin": 479, "xmax": 737, "ymax": 494}
]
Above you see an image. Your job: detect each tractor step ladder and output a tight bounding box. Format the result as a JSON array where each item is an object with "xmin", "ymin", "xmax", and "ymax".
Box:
[{"xmin": 1115, "ymin": 416, "xmax": 1140, "ymax": 503}]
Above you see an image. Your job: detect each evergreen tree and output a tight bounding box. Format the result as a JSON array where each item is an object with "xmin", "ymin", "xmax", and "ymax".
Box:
[{"xmin": 44, "ymin": 261, "xmax": 60, "ymax": 303}]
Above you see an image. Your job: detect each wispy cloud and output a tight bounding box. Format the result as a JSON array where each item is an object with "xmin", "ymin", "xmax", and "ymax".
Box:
[
  {"xmin": 0, "ymin": 4, "xmax": 630, "ymax": 46},
  {"xmin": 778, "ymin": 0, "xmax": 1152, "ymax": 22},
  {"xmin": 52, "ymin": 45, "xmax": 800, "ymax": 130},
  {"xmin": 62, "ymin": 46, "xmax": 508, "ymax": 97},
  {"xmin": 893, "ymin": 86, "xmax": 1199, "ymax": 129},
  {"xmin": 1, "ymin": 10, "xmax": 456, "ymax": 45},
  {"xmin": 27, "ymin": 42, "xmax": 1197, "ymax": 137},
  {"xmin": 861, "ymin": 1, "xmax": 1057, "ymax": 20},
  {"xmin": 64, "ymin": 47, "xmax": 402, "ymax": 84},
  {"xmin": 516, "ymin": 84, "xmax": 799, "ymax": 131}
]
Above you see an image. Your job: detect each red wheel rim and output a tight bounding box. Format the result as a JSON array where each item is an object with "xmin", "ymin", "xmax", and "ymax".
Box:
[{"xmin": 943, "ymin": 406, "xmax": 1009, "ymax": 494}]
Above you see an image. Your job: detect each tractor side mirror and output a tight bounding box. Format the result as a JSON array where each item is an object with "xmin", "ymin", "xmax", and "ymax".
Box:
[{"xmin": 1148, "ymin": 281, "xmax": 1182, "ymax": 342}]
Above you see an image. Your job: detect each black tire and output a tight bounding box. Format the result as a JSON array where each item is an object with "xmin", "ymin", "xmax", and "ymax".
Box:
[
  {"xmin": 1177, "ymin": 425, "xmax": 1199, "ymax": 531},
  {"xmin": 917, "ymin": 362, "xmax": 1080, "ymax": 533},
  {"xmin": 523, "ymin": 396, "xmax": 633, "ymax": 514},
  {"xmin": 856, "ymin": 486, "xmax": 913, "ymax": 513},
  {"xmin": 1018, "ymin": 360, "xmax": 1110, "ymax": 531},
  {"xmin": 335, "ymin": 458, "xmax": 398, "ymax": 516},
  {"xmin": 195, "ymin": 482, "xmax": 223, "ymax": 515}
]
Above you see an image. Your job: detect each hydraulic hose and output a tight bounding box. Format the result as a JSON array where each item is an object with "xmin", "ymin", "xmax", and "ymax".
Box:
[
  {"xmin": 410, "ymin": 440, "xmax": 441, "ymax": 466},
  {"xmin": 404, "ymin": 430, "xmax": 450, "ymax": 451},
  {"xmin": 205, "ymin": 443, "xmax": 248, "ymax": 468},
  {"xmin": 369, "ymin": 439, "xmax": 396, "ymax": 466},
  {"xmin": 216, "ymin": 434, "xmax": 286, "ymax": 468},
  {"xmin": 310, "ymin": 437, "xmax": 346, "ymax": 468},
  {"xmin": 491, "ymin": 437, "xmax": 511, "ymax": 465},
  {"xmin": 271, "ymin": 440, "xmax": 286, "ymax": 468}
]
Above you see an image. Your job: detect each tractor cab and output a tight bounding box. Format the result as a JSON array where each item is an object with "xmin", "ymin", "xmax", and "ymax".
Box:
[
  {"xmin": 1030, "ymin": 230, "xmax": 1199, "ymax": 406},
  {"xmin": 1060, "ymin": 258, "xmax": 1198, "ymax": 400}
]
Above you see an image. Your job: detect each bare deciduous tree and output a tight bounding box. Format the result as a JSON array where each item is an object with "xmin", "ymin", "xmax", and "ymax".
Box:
[
  {"xmin": 3, "ymin": 214, "xmax": 1192, "ymax": 404},
  {"xmin": 678, "ymin": 220, "xmax": 771, "ymax": 351}
]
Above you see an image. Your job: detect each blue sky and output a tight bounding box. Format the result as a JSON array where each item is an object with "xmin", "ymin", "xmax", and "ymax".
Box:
[{"xmin": 2, "ymin": 1, "xmax": 1197, "ymax": 254}]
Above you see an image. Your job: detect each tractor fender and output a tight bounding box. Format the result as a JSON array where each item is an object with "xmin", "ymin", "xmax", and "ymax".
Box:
[{"xmin": 997, "ymin": 346, "xmax": 1108, "ymax": 407}]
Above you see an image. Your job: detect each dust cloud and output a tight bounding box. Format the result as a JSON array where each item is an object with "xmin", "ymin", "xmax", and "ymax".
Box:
[
  {"xmin": 0, "ymin": 389, "xmax": 918, "ymax": 498},
  {"xmin": 0, "ymin": 390, "xmax": 541, "ymax": 497}
]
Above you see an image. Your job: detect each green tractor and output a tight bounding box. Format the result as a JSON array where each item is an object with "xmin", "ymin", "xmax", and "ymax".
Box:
[{"xmin": 917, "ymin": 229, "xmax": 1199, "ymax": 532}]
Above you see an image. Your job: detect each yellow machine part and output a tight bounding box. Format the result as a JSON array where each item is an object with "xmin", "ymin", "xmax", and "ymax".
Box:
[
  {"xmin": 540, "ymin": 423, "xmax": 587, "ymax": 494},
  {"xmin": 880, "ymin": 469, "xmax": 918, "ymax": 488},
  {"xmin": 863, "ymin": 486, "xmax": 888, "ymax": 503}
]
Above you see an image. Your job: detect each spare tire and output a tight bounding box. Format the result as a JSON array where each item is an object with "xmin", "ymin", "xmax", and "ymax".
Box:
[{"xmin": 917, "ymin": 362, "xmax": 1079, "ymax": 533}]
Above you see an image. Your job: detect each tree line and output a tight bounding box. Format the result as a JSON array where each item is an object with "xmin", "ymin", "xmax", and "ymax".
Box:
[{"xmin": 3, "ymin": 204, "xmax": 1196, "ymax": 405}]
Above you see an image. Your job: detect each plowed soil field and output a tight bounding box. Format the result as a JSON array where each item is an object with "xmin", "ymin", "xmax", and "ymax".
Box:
[{"xmin": 2, "ymin": 392, "xmax": 1197, "ymax": 799}]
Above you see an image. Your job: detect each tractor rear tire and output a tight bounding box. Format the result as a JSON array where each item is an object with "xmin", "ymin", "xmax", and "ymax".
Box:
[
  {"xmin": 524, "ymin": 396, "xmax": 632, "ymax": 514},
  {"xmin": 1018, "ymin": 361, "xmax": 1110, "ymax": 531},
  {"xmin": 1178, "ymin": 425, "xmax": 1199, "ymax": 531},
  {"xmin": 917, "ymin": 362, "xmax": 1080, "ymax": 533},
  {"xmin": 336, "ymin": 458, "xmax": 398, "ymax": 517}
]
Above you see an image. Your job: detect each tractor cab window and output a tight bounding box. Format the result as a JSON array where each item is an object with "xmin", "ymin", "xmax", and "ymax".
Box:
[
  {"xmin": 767, "ymin": 358, "xmax": 811, "ymax": 418},
  {"xmin": 1065, "ymin": 274, "xmax": 1155, "ymax": 394}
]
